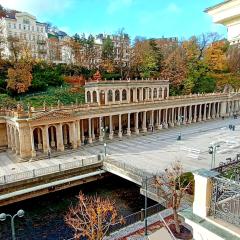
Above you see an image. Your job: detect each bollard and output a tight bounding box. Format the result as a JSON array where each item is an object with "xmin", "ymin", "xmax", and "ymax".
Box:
[{"xmin": 141, "ymin": 208, "xmax": 145, "ymax": 221}]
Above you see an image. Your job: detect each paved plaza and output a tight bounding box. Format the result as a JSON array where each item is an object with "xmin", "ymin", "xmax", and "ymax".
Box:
[{"xmin": 0, "ymin": 117, "xmax": 240, "ymax": 176}]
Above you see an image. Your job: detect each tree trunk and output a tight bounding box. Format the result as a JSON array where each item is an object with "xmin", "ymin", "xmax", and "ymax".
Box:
[{"xmin": 173, "ymin": 208, "xmax": 180, "ymax": 234}]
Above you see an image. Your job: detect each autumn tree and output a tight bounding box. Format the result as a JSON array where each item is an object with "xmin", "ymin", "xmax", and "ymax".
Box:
[
  {"xmin": 154, "ymin": 161, "xmax": 192, "ymax": 234},
  {"xmin": 65, "ymin": 192, "xmax": 123, "ymax": 240},
  {"xmin": 7, "ymin": 59, "xmax": 33, "ymax": 94},
  {"xmin": 131, "ymin": 38, "xmax": 159, "ymax": 78},
  {"xmin": 160, "ymin": 45, "xmax": 187, "ymax": 95},
  {"xmin": 203, "ymin": 40, "xmax": 228, "ymax": 72}
]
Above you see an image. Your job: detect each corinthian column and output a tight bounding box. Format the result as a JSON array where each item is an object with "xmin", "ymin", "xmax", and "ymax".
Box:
[
  {"xmin": 127, "ymin": 113, "xmax": 131, "ymax": 136},
  {"xmin": 135, "ymin": 112, "xmax": 139, "ymax": 134},
  {"xmin": 142, "ymin": 111, "xmax": 147, "ymax": 132},
  {"xmin": 118, "ymin": 114, "xmax": 122, "ymax": 138},
  {"xmin": 56, "ymin": 123, "xmax": 64, "ymax": 151}
]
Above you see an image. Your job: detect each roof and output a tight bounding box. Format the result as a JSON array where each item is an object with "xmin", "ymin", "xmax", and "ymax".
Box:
[{"xmin": 205, "ymin": 0, "xmax": 234, "ymax": 12}]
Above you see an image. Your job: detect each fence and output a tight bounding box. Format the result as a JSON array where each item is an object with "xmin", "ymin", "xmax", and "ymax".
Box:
[
  {"xmin": 210, "ymin": 176, "xmax": 240, "ymax": 227},
  {"xmin": 0, "ymin": 156, "xmax": 101, "ymax": 185},
  {"xmin": 108, "ymin": 203, "xmax": 164, "ymax": 234},
  {"xmin": 104, "ymin": 158, "xmax": 152, "ymax": 179}
]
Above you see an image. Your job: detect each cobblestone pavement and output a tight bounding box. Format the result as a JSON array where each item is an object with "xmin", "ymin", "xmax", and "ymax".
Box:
[{"xmin": 0, "ymin": 117, "xmax": 239, "ymax": 176}]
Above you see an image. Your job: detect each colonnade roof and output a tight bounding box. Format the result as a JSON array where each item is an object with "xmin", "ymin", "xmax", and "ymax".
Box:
[
  {"xmin": 85, "ymin": 78, "xmax": 169, "ymax": 88},
  {"xmin": 0, "ymin": 92, "xmax": 235, "ymax": 122}
]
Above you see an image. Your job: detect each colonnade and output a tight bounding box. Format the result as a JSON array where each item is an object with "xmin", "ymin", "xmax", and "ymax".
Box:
[
  {"xmin": 85, "ymin": 86, "xmax": 169, "ymax": 105},
  {"xmin": 6, "ymin": 99, "xmax": 240, "ymax": 158}
]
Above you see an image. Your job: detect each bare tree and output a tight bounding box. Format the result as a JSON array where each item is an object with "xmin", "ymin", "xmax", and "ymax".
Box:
[
  {"xmin": 65, "ymin": 192, "xmax": 124, "ymax": 240},
  {"xmin": 154, "ymin": 161, "xmax": 192, "ymax": 234}
]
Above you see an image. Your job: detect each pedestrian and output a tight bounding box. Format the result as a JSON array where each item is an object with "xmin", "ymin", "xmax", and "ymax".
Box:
[
  {"xmin": 48, "ymin": 149, "xmax": 51, "ymax": 159},
  {"xmin": 152, "ymin": 126, "xmax": 153, "ymax": 132}
]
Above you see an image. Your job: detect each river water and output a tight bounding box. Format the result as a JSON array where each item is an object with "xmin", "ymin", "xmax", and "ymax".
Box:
[{"xmin": 0, "ymin": 175, "xmax": 156, "ymax": 240}]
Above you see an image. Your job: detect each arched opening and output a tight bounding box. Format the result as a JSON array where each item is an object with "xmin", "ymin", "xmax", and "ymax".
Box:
[
  {"xmin": 164, "ymin": 87, "xmax": 168, "ymax": 99},
  {"xmin": 153, "ymin": 88, "xmax": 157, "ymax": 99},
  {"xmin": 33, "ymin": 127, "xmax": 43, "ymax": 151},
  {"xmin": 149, "ymin": 88, "xmax": 152, "ymax": 99},
  {"xmin": 92, "ymin": 91, "xmax": 97, "ymax": 103},
  {"xmin": 87, "ymin": 91, "xmax": 91, "ymax": 103},
  {"xmin": 48, "ymin": 126, "xmax": 57, "ymax": 149},
  {"xmin": 115, "ymin": 90, "xmax": 120, "ymax": 101},
  {"xmin": 100, "ymin": 90, "xmax": 105, "ymax": 105},
  {"xmin": 143, "ymin": 88, "xmax": 146, "ymax": 100},
  {"xmin": 159, "ymin": 88, "xmax": 162, "ymax": 98},
  {"xmin": 108, "ymin": 90, "xmax": 113, "ymax": 102},
  {"xmin": 137, "ymin": 88, "xmax": 140, "ymax": 101},
  {"xmin": 122, "ymin": 89, "xmax": 127, "ymax": 101},
  {"xmin": 62, "ymin": 124, "xmax": 70, "ymax": 148},
  {"xmin": 130, "ymin": 89, "xmax": 134, "ymax": 102}
]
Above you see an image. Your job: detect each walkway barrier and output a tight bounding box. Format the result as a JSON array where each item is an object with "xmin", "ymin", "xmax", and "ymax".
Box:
[
  {"xmin": 0, "ymin": 156, "xmax": 101, "ymax": 185},
  {"xmin": 108, "ymin": 203, "xmax": 164, "ymax": 234}
]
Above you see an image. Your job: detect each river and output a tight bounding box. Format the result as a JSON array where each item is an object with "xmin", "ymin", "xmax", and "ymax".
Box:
[{"xmin": 0, "ymin": 175, "xmax": 157, "ymax": 240}]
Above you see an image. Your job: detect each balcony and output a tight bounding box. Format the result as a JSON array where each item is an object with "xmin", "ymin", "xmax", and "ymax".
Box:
[{"xmin": 37, "ymin": 40, "xmax": 46, "ymax": 45}]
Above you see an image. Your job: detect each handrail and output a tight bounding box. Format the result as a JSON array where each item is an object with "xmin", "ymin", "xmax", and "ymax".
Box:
[{"xmin": 0, "ymin": 156, "xmax": 101, "ymax": 185}]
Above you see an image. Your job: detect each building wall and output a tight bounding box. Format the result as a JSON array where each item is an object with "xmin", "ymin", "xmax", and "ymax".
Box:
[
  {"xmin": 0, "ymin": 123, "xmax": 7, "ymax": 148},
  {"xmin": 0, "ymin": 12, "xmax": 48, "ymax": 59}
]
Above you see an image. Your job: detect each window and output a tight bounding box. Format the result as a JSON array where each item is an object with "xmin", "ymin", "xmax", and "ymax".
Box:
[
  {"xmin": 14, "ymin": 24, "xmax": 16, "ymax": 29},
  {"xmin": 23, "ymin": 25, "xmax": 26, "ymax": 30},
  {"xmin": 33, "ymin": 35, "xmax": 35, "ymax": 40},
  {"xmin": 32, "ymin": 26, "xmax": 34, "ymax": 31},
  {"xmin": 19, "ymin": 24, "xmax": 21, "ymax": 29},
  {"xmin": 28, "ymin": 25, "xmax": 30, "ymax": 31},
  {"xmin": 8, "ymin": 23, "xmax": 11, "ymax": 28},
  {"xmin": 37, "ymin": 26, "xmax": 39, "ymax": 32}
]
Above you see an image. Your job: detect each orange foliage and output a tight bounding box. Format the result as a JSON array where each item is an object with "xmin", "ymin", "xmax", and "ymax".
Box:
[
  {"xmin": 204, "ymin": 41, "xmax": 228, "ymax": 72},
  {"xmin": 64, "ymin": 75, "xmax": 85, "ymax": 86},
  {"xmin": 65, "ymin": 192, "xmax": 123, "ymax": 240},
  {"xmin": 7, "ymin": 61, "xmax": 32, "ymax": 93}
]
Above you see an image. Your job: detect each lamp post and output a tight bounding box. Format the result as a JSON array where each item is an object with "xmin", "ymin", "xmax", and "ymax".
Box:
[
  {"xmin": 101, "ymin": 126, "xmax": 108, "ymax": 157},
  {"xmin": 144, "ymin": 176, "xmax": 148, "ymax": 236},
  {"xmin": 0, "ymin": 209, "xmax": 24, "ymax": 240},
  {"xmin": 209, "ymin": 144, "xmax": 220, "ymax": 169}
]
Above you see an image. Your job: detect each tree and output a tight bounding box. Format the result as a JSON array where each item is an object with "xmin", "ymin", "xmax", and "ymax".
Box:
[
  {"xmin": 154, "ymin": 161, "xmax": 192, "ymax": 234},
  {"xmin": 115, "ymin": 28, "xmax": 130, "ymax": 79},
  {"xmin": 131, "ymin": 39, "xmax": 159, "ymax": 78},
  {"xmin": 65, "ymin": 192, "xmax": 123, "ymax": 240},
  {"xmin": 7, "ymin": 60, "xmax": 32, "ymax": 94},
  {"xmin": 7, "ymin": 36, "xmax": 22, "ymax": 62},
  {"xmin": 160, "ymin": 45, "xmax": 187, "ymax": 91},
  {"xmin": 227, "ymin": 45, "xmax": 240, "ymax": 74},
  {"xmin": 101, "ymin": 36, "xmax": 114, "ymax": 72},
  {"xmin": 203, "ymin": 40, "xmax": 228, "ymax": 72}
]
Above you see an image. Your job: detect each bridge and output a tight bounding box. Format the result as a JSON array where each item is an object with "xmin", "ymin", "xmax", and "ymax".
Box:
[{"xmin": 0, "ymin": 155, "xmax": 165, "ymax": 207}]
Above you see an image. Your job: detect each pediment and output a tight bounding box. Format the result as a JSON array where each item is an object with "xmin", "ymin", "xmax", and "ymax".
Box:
[{"xmin": 32, "ymin": 111, "xmax": 72, "ymax": 121}]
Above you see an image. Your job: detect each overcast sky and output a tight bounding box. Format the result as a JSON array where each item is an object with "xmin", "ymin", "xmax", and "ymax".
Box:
[{"xmin": 0, "ymin": 0, "xmax": 226, "ymax": 39}]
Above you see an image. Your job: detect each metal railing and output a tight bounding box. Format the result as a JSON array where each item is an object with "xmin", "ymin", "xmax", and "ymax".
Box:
[
  {"xmin": 108, "ymin": 203, "xmax": 164, "ymax": 234},
  {"xmin": 210, "ymin": 176, "xmax": 240, "ymax": 227},
  {"xmin": 0, "ymin": 156, "xmax": 101, "ymax": 185},
  {"xmin": 104, "ymin": 158, "xmax": 152, "ymax": 179}
]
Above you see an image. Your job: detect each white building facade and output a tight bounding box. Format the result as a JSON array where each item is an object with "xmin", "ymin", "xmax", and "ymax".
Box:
[
  {"xmin": 206, "ymin": 0, "xmax": 240, "ymax": 45},
  {"xmin": 0, "ymin": 12, "xmax": 48, "ymax": 59}
]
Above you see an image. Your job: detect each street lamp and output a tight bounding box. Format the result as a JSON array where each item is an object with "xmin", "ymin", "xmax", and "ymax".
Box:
[
  {"xmin": 208, "ymin": 144, "xmax": 220, "ymax": 169},
  {"xmin": 0, "ymin": 209, "xmax": 25, "ymax": 240},
  {"xmin": 101, "ymin": 126, "xmax": 108, "ymax": 157}
]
